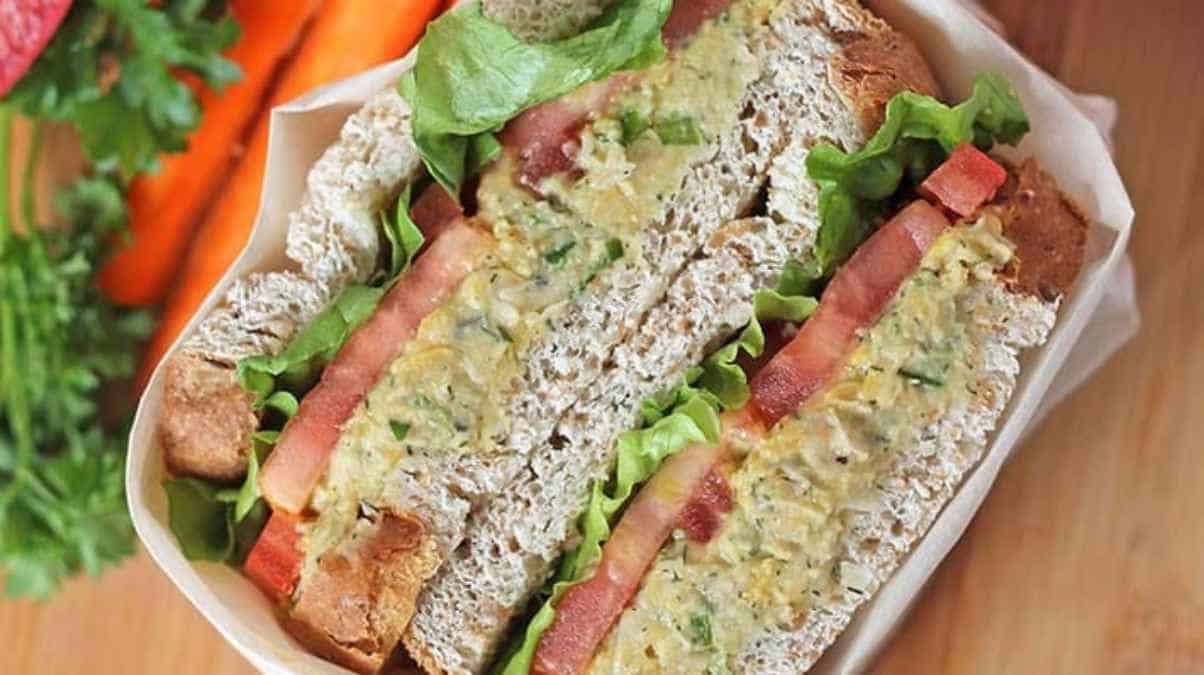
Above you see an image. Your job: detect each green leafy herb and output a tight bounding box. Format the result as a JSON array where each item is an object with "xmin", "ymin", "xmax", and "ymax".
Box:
[
  {"xmin": 543, "ymin": 240, "xmax": 577, "ymax": 266},
  {"xmin": 620, "ymin": 108, "xmax": 651, "ymax": 145},
  {"xmin": 400, "ymin": 0, "xmax": 673, "ymax": 196},
  {"xmin": 1, "ymin": 2, "xmax": 243, "ymax": 597},
  {"xmin": 653, "ymin": 113, "xmax": 704, "ymax": 145},
  {"xmin": 0, "ymin": 110, "xmax": 155, "ymax": 597},
  {"xmin": 806, "ymin": 72, "xmax": 1030, "ymax": 272},
  {"xmin": 687, "ymin": 612, "xmax": 714, "ymax": 647},
  {"xmin": 389, "ymin": 420, "xmax": 411, "ymax": 442},
  {"xmin": 6, "ymin": 0, "xmax": 242, "ymax": 178}
]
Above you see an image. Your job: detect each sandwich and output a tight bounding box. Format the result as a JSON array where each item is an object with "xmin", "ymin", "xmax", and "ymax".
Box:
[{"xmin": 156, "ymin": 0, "xmax": 1087, "ymax": 673}]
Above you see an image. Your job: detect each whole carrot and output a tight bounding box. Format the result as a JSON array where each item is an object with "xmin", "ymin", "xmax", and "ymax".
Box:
[
  {"xmin": 139, "ymin": 0, "xmax": 445, "ymax": 386},
  {"xmin": 98, "ymin": 0, "xmax": 322, "ymax": 306}
]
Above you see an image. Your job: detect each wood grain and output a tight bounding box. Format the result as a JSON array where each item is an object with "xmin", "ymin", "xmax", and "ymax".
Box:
[{"xmin": 2, "ymin": 1, "xmax": 1203, "ymax": 673}]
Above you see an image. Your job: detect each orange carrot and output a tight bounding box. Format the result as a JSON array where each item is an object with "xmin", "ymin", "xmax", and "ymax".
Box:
[
  {"xmin": 98, "ymin": 0, "xmax": 322, "ymax": 307},
  {"xmin": 139, "ymin": 0, "xmax": 445, "ymax": 386}
]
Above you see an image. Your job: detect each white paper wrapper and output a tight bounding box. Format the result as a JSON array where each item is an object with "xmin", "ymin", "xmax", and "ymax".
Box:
[{"xmin": 126, "ymin": 2, "xmax": 1137, "ymax": 673}]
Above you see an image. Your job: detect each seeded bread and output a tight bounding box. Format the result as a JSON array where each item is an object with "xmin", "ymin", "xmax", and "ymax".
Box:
[{"xmin": 402, "ymin": 1, "xmax": 941, "ymax": 672}]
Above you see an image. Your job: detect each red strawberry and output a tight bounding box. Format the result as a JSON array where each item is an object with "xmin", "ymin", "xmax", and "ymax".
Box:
[{"xmin": 0, "ymin": 0, "xmax": 73, "ymax": 97}]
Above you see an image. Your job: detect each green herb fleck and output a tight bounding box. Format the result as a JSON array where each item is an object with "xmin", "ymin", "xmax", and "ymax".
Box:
[
  {"xmin": 543, "ymin": 240, "xmax": 577, "ymax": 265},
  {"xmin": 898, "ymin": 367, "xmax": 946, "ymax": 387},
  {"xmin": 389, "ymin": 420, "xmax": 411, "ymax": 442},
  {"xmin": 653, "ymin": 113, "xmax": 704, "ymax": 145},
  {"xmin": 687, "ymin": 612, "xmax": 714, "ymax": 647},
  {"xmin": 621, "ymin": 108, "xmax": 651, "ymax": 145}
]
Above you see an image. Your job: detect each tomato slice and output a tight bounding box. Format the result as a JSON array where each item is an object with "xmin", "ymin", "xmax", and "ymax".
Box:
[
  {"xmin": 0, "ymin": 0, "xmax": 72, "ymax": 96},
  {"xmin": 662, "ymin": 0, "xmax": 736, "ymax": 48},
  {"xmin": 750, "ymin": 200, "xmax": 949, "ymax": 426},
  {"xmin": 920, "ymin": 143, "xmax": 1009, "ymax": 218},
  {"xmin": 244, "ymin": 512, "xmax": 302, "ymax": 604},
  {"xmin": 409, "ymin": 183, "xmax": 463, "ymax": 241},
  {"xmin": 259, "ymin": 223, "xmax": 492, "ymax": 515},
  {"xmin": 499, "ymin": 75, "xmax": 628, "ymax": 189},
  {"xmin": 676, "ymin": 468, "xmax": 734, "ymax": 543}
]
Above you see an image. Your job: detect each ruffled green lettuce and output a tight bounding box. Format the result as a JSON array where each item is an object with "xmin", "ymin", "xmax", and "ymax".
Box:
[
  {"xmin": 400, "ymin": 0, "xmax": 673, "ymax": 197},
  {"xmin": 695, "ymin": 265, "xmax": 820, "ymax": 410},
  {"xmin": 496, "ymin": 261, "xmax": 817, "ymax": 674},
  {"xmin": 808, "ymin": 72, "xmax": 1029, "ymax": 272},
  {"xmin": 164, "ymin": 429, "xmax": 276, "ymax": 565}
]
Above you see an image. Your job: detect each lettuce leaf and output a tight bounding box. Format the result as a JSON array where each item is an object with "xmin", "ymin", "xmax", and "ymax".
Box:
[
  {"xmin": 379, "ymin": 184, "xmax": 426, "ymax": 281},
  {"xmin": 496, "ymin": 260, "xmax": 817, "ymax": 673},
  {"xmin": 399, "ymin": 0, "xmax": 673, "ymax": 196},
  {"xmin": 236, "ymin": 285, "xmax": 384, "ymax": 405},
  {"xmin": 807, "ymin": 72, "xmax": 1029, "ymax": 272},
  {"xmin": 696, "ymin": 262, "xmax": 820, "ymax": 410},
  {"xmin": 166, "ymin": 418, "xmax": 284, "ymax": 564}
]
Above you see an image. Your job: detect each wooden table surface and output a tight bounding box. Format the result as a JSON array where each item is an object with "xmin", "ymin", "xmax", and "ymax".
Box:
[{"xmin": 4, "ymin": 1, "xmax": 1203, "ymax": 673}]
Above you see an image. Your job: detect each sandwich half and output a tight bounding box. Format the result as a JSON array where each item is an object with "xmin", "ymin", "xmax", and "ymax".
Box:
[{"xmin": 155, "ymin": 1, "xmax": 1087, "ymax": 673}]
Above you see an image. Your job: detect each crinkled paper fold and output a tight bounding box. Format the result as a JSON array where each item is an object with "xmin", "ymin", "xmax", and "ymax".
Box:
[{"xmin": 126, "ymin": 2, "xmax": 1137, "ymax": 672}]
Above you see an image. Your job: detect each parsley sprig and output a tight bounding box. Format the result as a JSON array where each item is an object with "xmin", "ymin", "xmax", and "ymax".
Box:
[
  {"xmin": 0, "ymin": 0, "xmax": 239, "ymax": 598},
  {"xmin": 5, "ymin": 0, "xmax": 241, "ymax": 178}
]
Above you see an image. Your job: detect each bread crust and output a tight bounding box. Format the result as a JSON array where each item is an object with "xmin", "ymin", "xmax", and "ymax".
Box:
[
  {"xmin": 993, "ymin": 158, "xmax": 1089, "ymax": 301},
  {"xmin": 289, "ymin": 510, "xmax": 440, "ymax": 673},
  {"xmin": 829, "ymin": 27, "xmax": 941, "ymax": 131},
  {"xmin": 160, "ymin": 353, "xmax": 257, "ymax": 482}
]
